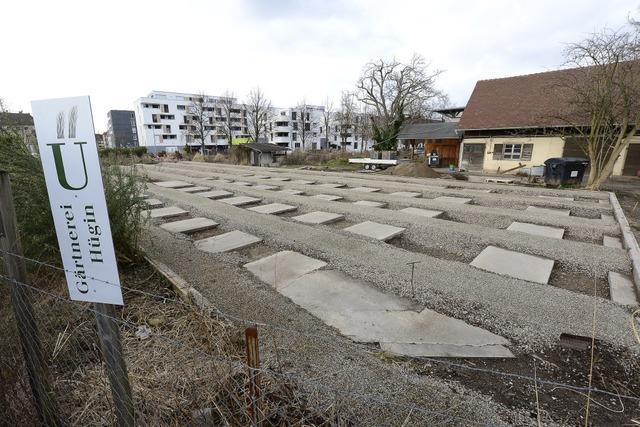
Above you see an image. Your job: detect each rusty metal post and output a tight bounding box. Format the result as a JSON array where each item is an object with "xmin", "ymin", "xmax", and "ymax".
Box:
[
  {"xmin": 245, "ymin": 325, "xmax": 261, "ymax": 426},
  {"xmin": 407, "ymin": 261, "xmax": 420, "ymax": 298}
]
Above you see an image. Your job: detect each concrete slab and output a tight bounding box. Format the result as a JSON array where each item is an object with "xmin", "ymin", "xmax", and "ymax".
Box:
[
  {"xmin": 199, "ymin": 190, "xmax": 234, "ymax": 200},
  {"xmin": 464, "ymin": 188, "xmax": 494, "ymax": 194},
  {"xmin": 608, "ymin": 272, "xmax": 638, "ymax": 306},
  {"xmin": 148, "ymin": 206, "xmax": 188, "ymax": 219},
  {"xmin": 292, "ymin": 211, "xmax": 344, "ymax": 225},
  {"xmin": 353, "ymin": 200, "xmax": 387, "ymax": 208},
  {"xmin": 423, "ymin": 185, "xmax": 446, "ymax": 190},
  {"xmin": 538, "ymin": 195, "xmax": 574, "ymax": 202},
  {"xmin": 195, "ymin": 230, "xmax": 262, "ymax": 253},
  {"xmin": 244, "ymin": 251, "xmax": 327, "ymax": 289},
  {"xmin": 603, "ymin": 236, "xmax": 623, "ymax": 249},
  {"xmin": 271, "ymin": 177, "xmax": 291, "ymax": 182},
  {"xmin": 507, "ymin": 222, "xmax": 565, "ymax": 239},
  {"xmin": 598, "ymin": 199, "xmax": 610, "ymax": 205},
  {"xmin": 526, "ymin": 206, "xmax": 571, "ymax": 216},
  {"xmin": 318, "ymin": 183, "xmax": 346, "ymax": 188},
  {"xmin": 178, "ymin": 186, "xmax": 210, "ymax": 193},
  {"xmin": 399, "ymin": 207, "xmax": 443, "ymax": 218},
  {"xmin": 154, "ymin": 180, "xmax": 193, "ymax": 189},
  {"xmin": 433, "ymin": 196, "xmax": 472, "ymax": 204},
  {"xmin": 344, "ymin": 221, "xmax": 405, "ymax": 242},
  {"xmin": 380, "ymin": 342, "xmax": 514, "ymax": 358},
  {"xmin": 253, "ymin": 184, "xmax": 279, "ymax": 191},
  {"xmin": 351, "ymin": 187, "xmax": 381, "ymax": 193},
  {"xmin": 470, "ymin": 246, "xmax": 554, "ymax": 284},
  {"xmin": 312, "ymin": 194, "xmax": 344, "ymax": 201},
  {"xmin": 144, "ymin": 198, "xmax": 164, "ymax": 209},
  {"xmin": 216, "ymin": 178, "xmax": 233, "ymax": 183},
  {"xmin": 219, "ymin": 196, "xmax": 262, "ymax": 207},
  {"xmin": 485, "ymin": 178, "xmax": 514, "ymax": 184},
  {"xmin": 160, "ymin": 217, "xmax": 219, "ymax": 234},
  {"xmin": 240, "ymin": 173, "xmax": 254, "ymax": 177},
  {"xmin": 390, "ymin": 191, "xmax": 421, "ymax": 198},
  {"xmin": 291, "ymin": 180, "xmax": 315, "ymax": 185},
  {"xmin": 247, "ymin": 203, "xmax": 297, "ymax": 215},
  {"xmin": 233, "ymin": 181, "xmax": 252, "ymax": 186},
  {"xmin": 601, "ymin": 214, "xmax": 616, "ymax": 223},
  {"xmin": 253, "ymin": 175, "xmax": 270, "ymax": 179},
  {"xmin": 280, "ymin": 189, "xmax": 305, "ymax": 196}
]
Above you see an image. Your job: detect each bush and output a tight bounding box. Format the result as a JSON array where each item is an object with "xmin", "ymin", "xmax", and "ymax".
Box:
[
  {"xmin": 0, "ymin": 134, "xmax": 147, "ymax": 265},
  {"xmin": 451, "ymin": 172, "xmax": 469, "ymax": 181}
]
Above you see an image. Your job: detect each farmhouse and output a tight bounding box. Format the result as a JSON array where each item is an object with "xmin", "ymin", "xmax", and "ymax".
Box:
[{"xmin": 458, "ymin": 67, "xmax": 640, "ymax": 176}]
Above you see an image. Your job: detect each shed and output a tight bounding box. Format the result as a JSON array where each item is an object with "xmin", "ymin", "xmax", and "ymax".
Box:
[
  {"xmin": 397, "ymin": 122, "xmax": 461, "ymax": 166},
  {"xmin": 243, "ymin": 142, "xmax": 288, "ymax": 166}
]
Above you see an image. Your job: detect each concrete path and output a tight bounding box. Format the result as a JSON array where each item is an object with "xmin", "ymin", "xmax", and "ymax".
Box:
[
  {"xmin": 313, "ymin": 194, "xmax": 344, "ymax": 201},
  {"xmin": 160, "ymin": 217, "xmax": 219, "ymax": 234},
  {"xmin": 178, "ymin": 186, "xmax": 210, "ymax": 193},
  {"xmin": 603, "ymin": 236, "xmax": 623, "ymax": 249},
  {"xmin": 219, "ymin": 196, "xmax": 262, "ymax": 206},
  {"xmin": 292, "ymin": 211, "xmax": 345, "ymax": 225},
  {"xmin": 344, "ymin": 221, "xmax": 405, "ymax": 242},
  {"xmin": 433, "ymin": 196, "xmax": 472, "ymax": 204},
  {"xmin": 148, "ymin": 206, "xmax": 188, "ymax": 219},
  {"xmin": 353, "ymin": 200, "xmax": 387, "ymax": 208},
  {"xmin": 154, "ymin": 180, "xmax": 193, "ymax": 189},
  {"xmin": 608, "ymin": 272, "xmax": 638, "ymax": 306},
  {"xmin": 199, "ymin": 190, "xmax": 233, "ymax": 199},
  {"xmin": 471, "ymin": 246, "xmax": 554, "ymax": 284},
  {"xmin": 247, "ymin": 203, "xmax": 297, "ymax": 215},
  {"xmin": 144, "ymin": 198, "xmax": 164, "ymax": 209},
  {"xmin": 398, "ymin": 207, "xmax": 443, "ymax": 218},
  {"xmin": 245, "ymin": 251, "xmax": 513, "ymax": 358},
  {"xmin": 507, "ymin": 222, "xmax": 565, "ymax": 239},
  {"xmin": 195, "ymin": 230, "xmax": 262, "ymax": 253},
  {"xmin": 526, "ymin": 206, "xmax": 570, "ymax": 216}
]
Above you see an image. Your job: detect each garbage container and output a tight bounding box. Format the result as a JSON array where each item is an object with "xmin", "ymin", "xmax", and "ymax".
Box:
[
  {"xmin": 543, "ymin": 157, "xmax": 590, "ymax": 187},
  {"xmin": 427, "ymin": 152, "xmax": 440, "ymax": 167}
]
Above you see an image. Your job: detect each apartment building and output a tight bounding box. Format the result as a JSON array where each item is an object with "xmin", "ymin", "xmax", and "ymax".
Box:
[
  {"xmin": 134, "ymin": 91, "xmax": 250, "ymax": 153},
  {"xmin": 329, "ymin": 112, "xmax": 375, "ymax": 152},
  {"xmin": 268, "ymin": 105, "xmax": 325, "ymax": 150},
  {"xmin": 106, "ymin": 110, "xmax": 139, "ymax": 148}
]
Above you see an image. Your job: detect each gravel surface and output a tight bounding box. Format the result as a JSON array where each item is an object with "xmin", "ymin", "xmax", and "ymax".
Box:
[
  {"xmin": 144, "ymin": 163, "xmax": 620, "ymax": 242},
  {"xmin": 139, "ymin": 167, "xmax": 638, "ymax": 354},
  {"xmin": 141, "ymin": 227, "xmax": 530, "ymax": 426},
  {"xmin": 140, "ymin": 164, "xmax": 630, "ymax": 283}
]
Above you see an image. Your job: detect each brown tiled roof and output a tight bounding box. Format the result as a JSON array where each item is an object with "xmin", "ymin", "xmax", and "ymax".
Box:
[{"xmin": 458, "ymin": 67, "xmax": 583, "ymax": 130}]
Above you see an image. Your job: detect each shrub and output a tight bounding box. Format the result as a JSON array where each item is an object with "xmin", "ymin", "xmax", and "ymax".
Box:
[
  {"xmin": 0, "ymin": 133, "xmax": 147, "ymax": 265},
  {"xmin": 451, "ymin": 172, "xmax": 469, "ymax": 181}
]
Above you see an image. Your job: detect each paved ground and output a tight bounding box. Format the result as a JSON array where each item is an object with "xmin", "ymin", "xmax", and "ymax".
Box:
[{"xmin": 137, "ymin": 161, "xmax": 640, "ymax": 425}]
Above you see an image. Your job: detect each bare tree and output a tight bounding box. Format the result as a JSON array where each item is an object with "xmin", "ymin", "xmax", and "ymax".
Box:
[
  {"xmin": 184, "ymin": 92, "xmax": 214, "ymax": 154},
  {"xmin": 245, "ymin": 87, "xmax": 272, "ymax": 143},
  {"xmin": 356, "ymin": 54, "xmax": 443, "ymax": 150},
  {"xmin": 355, "ymin": 103, "xmax": 374, "ymax": 153},
  {"xmin": 216, "ymin": 90, "xmax": 235, "ymax": 148},
  {"xmin": 335, "ymin": 92, "xmax": 356, "ymax": 151},
  {"xmin": 556, "ymin": 26, "xmax": 640, "ymax": 189},
  {"xmin": 320, "ymin": 97, "xmax": 334, "ymax": 150},
  {"xmin": 292, "ymin": 100, "xmax": 320, "ymax": 150}
]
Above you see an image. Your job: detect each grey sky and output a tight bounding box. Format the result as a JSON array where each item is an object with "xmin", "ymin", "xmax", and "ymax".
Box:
[{"xmin": 0, "ymin": 0, "xmax": 636, "ymax": 132}]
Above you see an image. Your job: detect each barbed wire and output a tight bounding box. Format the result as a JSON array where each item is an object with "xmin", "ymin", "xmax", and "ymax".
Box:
[
  {"xmin": 0, "ymin": 272, "xmax": 491, "ymax": 426},
  {"xmin": 1, "ymin": 250, "xmax": 639, "ymax": 406}
]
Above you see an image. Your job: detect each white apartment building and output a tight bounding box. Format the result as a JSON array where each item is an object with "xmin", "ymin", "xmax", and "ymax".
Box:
[
  {"xmin": 329, "ymin": 112, "xmax": 376, "ymax": 152},
  {"xmin": 134, "ymin": 90, "xmax": 376, "ymax": 153},
  {"xmin": 268, "ymin": 106, "xmax": 326, "ymax": 150},
  {"xmin": 134, "ymin": 91, "xmax": 250, "ymax": 153}
]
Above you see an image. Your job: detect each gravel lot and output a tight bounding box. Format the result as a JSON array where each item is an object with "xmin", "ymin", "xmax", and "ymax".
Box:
[{"xmin": 137, "ymin": 162, "xmax": 640, "ymax": 425}]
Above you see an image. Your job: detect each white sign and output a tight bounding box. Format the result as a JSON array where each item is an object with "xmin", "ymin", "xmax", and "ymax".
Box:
[
  {"xmin": 570, "ymin": 170, "xmax": 579, "ymax": 178},
  {"xmin": 31, "ymin": 96, "xmax": 123, "ymax": 305}
]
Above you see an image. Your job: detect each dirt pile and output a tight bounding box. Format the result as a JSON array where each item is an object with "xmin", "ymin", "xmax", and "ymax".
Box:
[{"xmin": 383, "ymin": 161, "xmax": 441, "ymax": 178}]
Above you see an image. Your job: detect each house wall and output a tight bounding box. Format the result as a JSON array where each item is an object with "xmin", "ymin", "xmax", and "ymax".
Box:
[
  {"xmin": 613, "ymin": 136, "xmax": 640, "ymax": 176},
  {"xmin": 460, "ymin": 136, "xmax": 564, "ymax": 173}
]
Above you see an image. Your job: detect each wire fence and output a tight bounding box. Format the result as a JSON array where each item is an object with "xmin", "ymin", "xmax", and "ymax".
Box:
[{"xmin": 2, "ymin": 247, "xmax": 640, "ymax": 426}]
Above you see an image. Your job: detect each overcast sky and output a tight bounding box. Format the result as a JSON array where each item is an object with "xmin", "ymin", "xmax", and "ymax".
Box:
[{"xmin": 1, "ymin": 0, "xmax": 637, "ymax": 132}]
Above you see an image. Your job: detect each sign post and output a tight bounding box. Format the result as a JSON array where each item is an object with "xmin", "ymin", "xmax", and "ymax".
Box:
[{"xmin": 31, "ymin": 96, "xmax": 134, "ymax": 426}]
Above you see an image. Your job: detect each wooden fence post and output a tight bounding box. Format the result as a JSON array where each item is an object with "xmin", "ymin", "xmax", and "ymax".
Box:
[
  {"xmin": 245, "ymin": 325, "xmax": 261, "ymax": 426},
  {"xmin": 0, "ymin": 171, "xmax": 62, "ymax": 426}
]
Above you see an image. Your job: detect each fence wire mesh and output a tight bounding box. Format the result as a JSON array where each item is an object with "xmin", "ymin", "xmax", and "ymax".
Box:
[{"xmin": 2, "ymin": 248, "xmax": 640, "ymax": 426}]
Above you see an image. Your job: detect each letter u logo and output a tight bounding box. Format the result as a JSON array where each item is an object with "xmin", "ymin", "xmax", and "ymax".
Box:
[{"xmin": 47, "ymin": 142, "xmax": 89, "ymax": 190}]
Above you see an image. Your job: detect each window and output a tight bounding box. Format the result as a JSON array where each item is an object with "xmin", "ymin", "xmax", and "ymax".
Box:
[
  {"xmin": 354, "ymin": 142, "xmax": 358, "ymax": 150},
  {"xmin": 177, "ymin": 105, "xmax": 186, "ymax": 110},
  {"xmin": 291, "ymin": 111, "xmax": 297, "ymax": 120},
  {"xmin": 292, "ymin": 132, "xmax": 297, "ymax": 141},
  {"xmin": 304, "ymin": 123, "xmax": 310, "ymax": 131},
  {"xmin": 492, "ymin": 143, "xmax": 533, "ymax": 161}
]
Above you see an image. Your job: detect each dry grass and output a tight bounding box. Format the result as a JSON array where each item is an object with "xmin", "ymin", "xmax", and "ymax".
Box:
[{"xmin": 0, "ymin": 263, "xmax": 347, "ymax": 426}]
